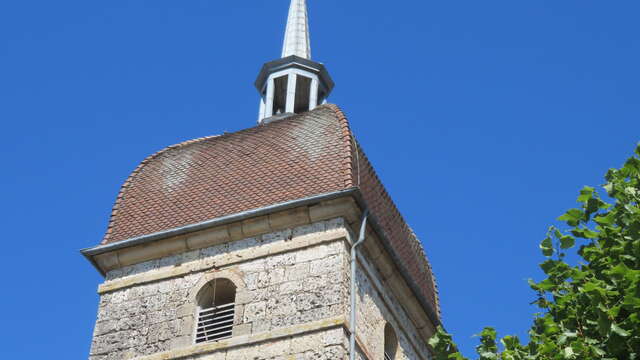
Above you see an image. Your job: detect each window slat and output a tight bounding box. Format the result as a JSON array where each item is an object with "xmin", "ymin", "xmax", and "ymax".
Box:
[
  {"xmin": 196, "ymin": 304, "xmax": 236, "ymax": 344},
  {"xmin": 198, "ymin": 313, "xmax": 234, "ymax": 322},
  {"xmin": 197, "ymin": 320, "xmax": 234, "ymax": 332},
  {"xmin": 196, "ymin": 328, "xmax": 233, "ymax": 341},
  {"xmin": 198, "ymin": 309, "xmax": 234, "ymax": 318}
]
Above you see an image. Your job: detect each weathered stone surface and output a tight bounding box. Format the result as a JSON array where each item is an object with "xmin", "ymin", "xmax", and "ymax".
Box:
[
  {"xmin": 90, "ymin": 220, "xmax": 352, "ymax": 359},
  {"xmin": 351, "ymin": 249, "xmax": 434, "ymax": 360},
  {"xmin": 90, "ymin": 217, "xmax": 433, "ymax": 359}
]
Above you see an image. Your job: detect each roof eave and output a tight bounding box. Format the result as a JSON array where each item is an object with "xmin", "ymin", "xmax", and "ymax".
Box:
[
  {"xmin": 80, "ymin": 186, "xmax": 441, "ymax": 328},
  {"xmin": 81, "ymin": 188, "xmax": 359, "ymax": 273},
  {"xmin": 254, "ymin": 55, "xmax": 334, "ymax": 93}
]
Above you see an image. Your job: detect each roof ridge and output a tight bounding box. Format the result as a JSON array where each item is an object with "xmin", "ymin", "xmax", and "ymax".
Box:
[
  {"xmin": 324, "ymin": 104, "xmax": 357, "ymax": 189},
  {"xmin": 356, "ymin": 139, "xmax": 441, "ymax": 315},
  {"xmin": 327, "ymin": 105, "xmax": 441, "ymax": 319},
  {"xmin": 101, "ymin": 134, "xmax": 221, "ymax": 244}
]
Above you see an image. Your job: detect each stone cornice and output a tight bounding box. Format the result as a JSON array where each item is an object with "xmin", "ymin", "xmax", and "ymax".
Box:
[
  {"xmin": 97, "ymin": 228, "xmax": 349, "ymax": 294},
  {"xmin": 82, "ymin": 189, "xmax": 360, "ymax": 275}
]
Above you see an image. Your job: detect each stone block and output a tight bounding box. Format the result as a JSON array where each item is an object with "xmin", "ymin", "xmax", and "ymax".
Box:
[
  {"xmin": 241, "ymin": 216, "xmax": 271, "ymax": 237},
  {"xmin": 197, "ymin": 351, "xmax": 226, "ymax": 360},
  {"xmin": 290, "ymin": 331, "xmax": 323, "ymax": 353},
  {"xmin": 233, "ymin": 304, "xmax": 244, "ymax": 325},
  {"xmin": 323, "ymin": 328, "xmax": 345, "ymax": 346},
  {"xmin": 297, "ymin": 244, "xmax": 329, "ymax": 263},
  {"xmin": 325, "ymin": 217, "xmax": 346, "ymax": 231},
  {"xmin": 228, "ymin": 223, "xmax": 244, "ymax": 241},
  {"xmin": 186, "ymin": 226, "xmax": 230, "ymax": 250},
  {"xmin": 232, "ymin": 323, "xmax": 251, "ymax": 337},
  {"xmin": 238, "ymin": 258, "xmax": 266, "ymax": 273},
  {"xmin": 261, "ymin": 228, "xmax": 292, "ymax": 245},
  {"xmin": 269, "ymin": 207, "xmax": 310, "ymax": 230},
  {"xmin": 285, "ymin": 263, "xmax": 309, "ymax": 281},
  {"xmin": 266, "ymin": 253, "xmax": 296, "ymax": 268},
  {"xmin": 176, "ymin": 304, "xmax": 196, "ymax": 318},
  {"xmin": 309, "ymin": 198, "xmax": 359, "ymax": 224},
  {"xmin": 309, "ymin": 255, "xmax": 340, "ymax": 276},
  {"xmin": 179, "ymin": 316, "xmax": 195, "ymax": 337},
  {"xmin": 118, "ymin": 237, "xmax": 187, "ymax": 267},
  {"xmin": 94, "ymin": 253, "xmax": 120, "ymax": 272},
  {"xmin": 251, "ymin": 319, "xmax": 271, "ymax": 334},
  {"xmin": 243, "ymin": 301, "xmax": 266, "ymax": 322},
  {"xmin": 168, "ymin": 335, "xmax": 191, "ymax": 349},
  {"xmin": 279, "ymin": 280, "xmax": 303, "ymax": 294}
]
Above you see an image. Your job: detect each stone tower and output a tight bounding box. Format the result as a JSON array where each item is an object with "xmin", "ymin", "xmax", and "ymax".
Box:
[{"xmin": 82, "ymin": 1, "xmax": 441, "ymax": 359}]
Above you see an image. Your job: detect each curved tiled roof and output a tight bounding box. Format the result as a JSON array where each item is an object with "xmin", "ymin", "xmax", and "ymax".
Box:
[{"xmin": 102, "ymin": 104, "xmax": 440, "ymax": 318}]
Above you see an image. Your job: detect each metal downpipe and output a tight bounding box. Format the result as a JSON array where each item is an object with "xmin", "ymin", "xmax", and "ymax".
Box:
[{"xmin": 350, "ymin": 209, "xmax": 369, "ymax": 360}]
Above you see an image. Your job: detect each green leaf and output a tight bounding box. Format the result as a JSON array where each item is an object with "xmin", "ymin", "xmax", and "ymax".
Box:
[
  {"xmin": 625, "ymin": 157, "xmax": 640, "ymax": 175},
  {"xmin": 558, "ymin": 208, "xmax": 584, "ymax": 226},
  {"xmin": 583, "ymin": 281, "xmax": 601, "ymax": 292},
  {"xmin": 578, "ymin": 186, "xmax": 595, "ymax": 203},
  {"xmin": 590, "ymin": 345, "xmax": 606, "ymax": 356},
  {"xmin": 427, "ymin": 333, "xmax": 440, "ymax": 348},
  {"xmin": 583, "ymin": 282, "xmax": 596, "ymax": 292},
  {"xmin": 585, "ymin": 198, "xmax": 605, "ymax": 216},
  {"xmin": 608, "ymin": 305, "xmax": 621, "ymax": 318},
  {"xmin": 560, "ymin": 235, "xmax": 575, "ymax": 249},
  {"xmin": 623, "ymin": 293, "xmax": 640, "ymax": 308},
  {"xmin": 478, "ymin": 327, "xmax": 497, "ymax": 339},
  {"xmin": 572, "ymin": 227, "xmax": 598, "ymax": 239},
  {"xmin": 594, "ymin": 212, "xmax": 615, "ymax": 226},
  {"xmin": 609, "ymin": 263, "xmax": 631, "ymax": 278},
  {"xmin": 537, "ymin": 279, "xmax": 555, "ymax": 291},
  {"xmin": 540, "ymin": 260, "xmax": 556, "ymax": 273},
  {"xmin": 597, "ymin": 309, "xmax": 611, "ymax": 336},
  {"xmin": 540, "ymin": 237, "xmax": 554, "ymax": 257},
  {"xmin": 611, "ymin": 323, "xmax": 630, "ymax": 337},
  {"xmin": 500, "ymin": 335, "xmax": 521, "ymax": 350},
  {"xmin": 554, "ymin": 228, "xmax": 563, "ymax": 239}
]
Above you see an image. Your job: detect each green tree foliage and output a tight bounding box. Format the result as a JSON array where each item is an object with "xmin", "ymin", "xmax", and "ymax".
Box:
[{"xmin": 430, "ymin": 145, "xmax": 640, "ymax": 359}]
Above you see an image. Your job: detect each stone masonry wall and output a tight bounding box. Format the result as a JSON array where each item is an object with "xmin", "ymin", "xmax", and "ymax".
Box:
[
  {"xmin": 350, "ymin": 233, "xmax": 434, "ymax": 360},
  {"xmin": 90, "ymin": 218, "xmax": 349, "ymax": 360}
]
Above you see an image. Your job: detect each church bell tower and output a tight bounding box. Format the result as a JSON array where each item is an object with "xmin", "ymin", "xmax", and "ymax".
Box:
[
  {"xmin": 82, "ymin": 2, "xmax": 441, "ymax": 359},
  {"xmin": 256, "ymin": 0, "xmax": 334, "ymax": 123}
]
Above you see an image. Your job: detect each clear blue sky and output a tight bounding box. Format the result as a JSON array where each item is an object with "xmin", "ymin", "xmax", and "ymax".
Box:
[{"xmin": 1, "ymin": 1, "xmax": 638, "ymax": 358}]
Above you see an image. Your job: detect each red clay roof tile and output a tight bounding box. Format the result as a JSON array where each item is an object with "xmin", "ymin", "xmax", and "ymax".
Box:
[{"xmin": 101, "ymin": 104, "xmax": 440, "ymax": 319}]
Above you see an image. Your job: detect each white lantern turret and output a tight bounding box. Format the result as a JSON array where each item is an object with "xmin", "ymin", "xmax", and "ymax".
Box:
[{"xmin": 256, "ymin": 0, "xmax": 334, "ymax": 123}]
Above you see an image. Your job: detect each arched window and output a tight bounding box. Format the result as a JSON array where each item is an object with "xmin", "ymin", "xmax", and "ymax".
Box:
[
  {"xmin": 195, "ymin": 278, "xmax": 236, "ymax": 344},
  {"xmin": 384, "ymin": 323, "xmax": 398, "ymax": 360}
]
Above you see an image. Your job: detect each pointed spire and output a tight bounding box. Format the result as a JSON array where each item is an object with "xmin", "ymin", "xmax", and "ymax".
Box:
[{"xmin": 282, "ymin": 0, "xmax": 311, "ymax": 59}]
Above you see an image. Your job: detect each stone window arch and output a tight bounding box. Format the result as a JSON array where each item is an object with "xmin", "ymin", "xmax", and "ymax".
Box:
[
  {"xmin": 194, "ymin": 277, "xmax": 236, "ymax": 344},
  {"xmin": 384, "ymin": 322, "xmax": 398, "ymax": 360}
]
